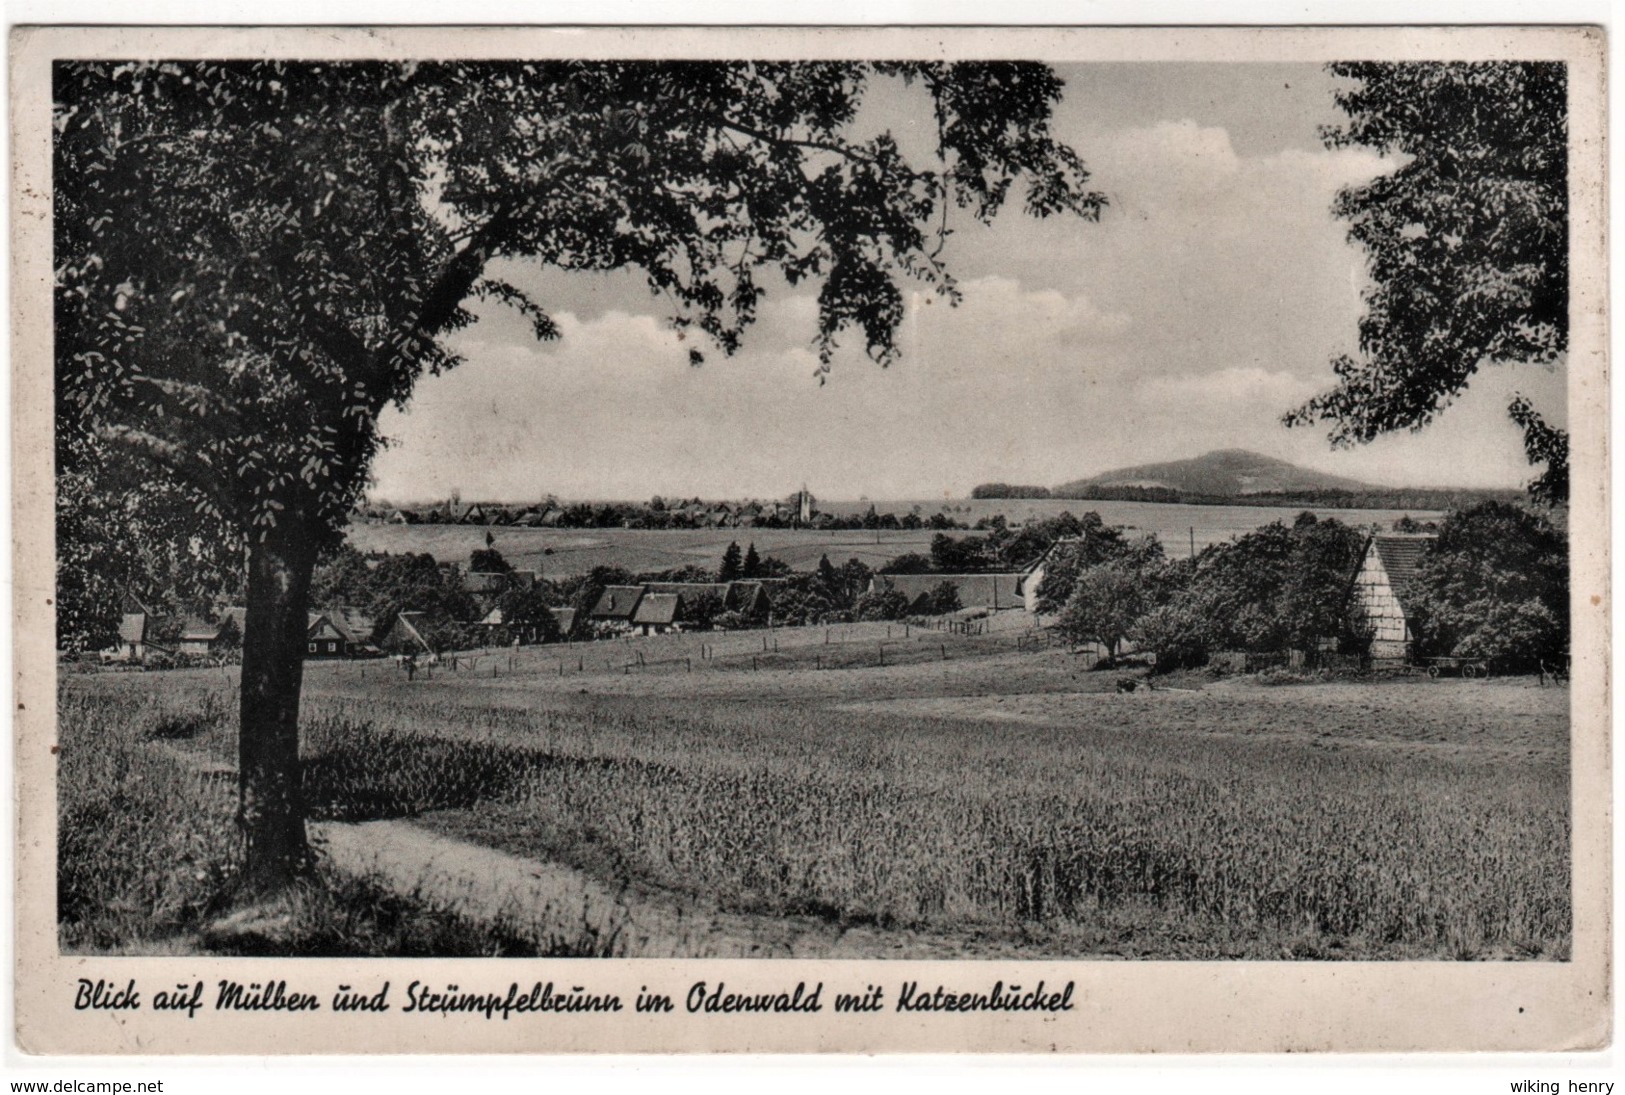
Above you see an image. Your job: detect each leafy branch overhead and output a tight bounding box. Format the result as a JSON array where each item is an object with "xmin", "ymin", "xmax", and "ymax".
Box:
[
  {"xmin": 54, "ymin": 60, "xmax": 1103, "ymax": 890},
  {"xmin": 57, "ymin": 60, "xmax": 1104, "ymax": 548},
  {"xmin": 1285, "ymin": 61, "xmax": 1568, "ymax": 500}
]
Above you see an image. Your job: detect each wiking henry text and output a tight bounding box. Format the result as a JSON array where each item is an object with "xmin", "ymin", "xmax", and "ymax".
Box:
[{"xmin": 72, "ymin": 977, "xmax": 1076, "ymax": 1021}]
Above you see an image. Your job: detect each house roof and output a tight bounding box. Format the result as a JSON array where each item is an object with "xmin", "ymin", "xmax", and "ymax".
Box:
[
  {"xmin": 875, "ymin": 573, "xmax": 1027, "ymax": 611},
  {"xmin": 1368, "ymin": 534, "xmax": 1437, "ymax": 616},
  {"xmin": 331, "ymin": 606, "xmax": 374, "ymax": 644},
  {"xmin": 389, "ymin": 611, "xmax": 434, "ymax": 653},
  {"xmin": 307, "ymin": 607, "xmax": 372, "ymax": 645},
  {"xmin": 643, "ymin": 581, "xmax": 731, "ymax": 602},
  {"xmin": 177, "ymin": 617, "xmax": 219, "ymax": 641},
  {"xmin": 551, "ymin": 607, "xmax": 576, "ymax": 634},
  {"xmin": 590, "ymin": 585, "xmax": 645, "ymax": 620},
  {"xmin": 632, "ymin": 592, "xmax": 681, "ymax": 626}
]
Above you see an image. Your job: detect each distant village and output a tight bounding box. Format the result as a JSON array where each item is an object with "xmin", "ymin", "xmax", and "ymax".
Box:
[{"xmin": 353, "ymin": 488, "xmax": 982, "ymax": 532}]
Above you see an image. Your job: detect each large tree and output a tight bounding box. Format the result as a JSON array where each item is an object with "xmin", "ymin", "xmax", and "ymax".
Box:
[
  {"xmin": 1286, "ymin": 61, "xmax": 1569, "ymax": 501},
  {"xmin": 1409, "ymin": 501, "xmax": 1568, "ymax": 670},
  {"xmin": 56, "ymin": 60, "xmax": 1103, "ymax": 890}
]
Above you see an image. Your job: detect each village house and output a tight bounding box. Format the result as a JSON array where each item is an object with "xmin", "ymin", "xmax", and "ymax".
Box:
[
  {"xmin": 476, "ymin": 598, "xmax": 570, "ymax": 645},
  {"xmin": 631, "ymin": 592, "xmax": 683, "ymax": 636},
  {"xmin": 306, "ymin": 607, "xmax": 378, "ymax": 659},
  {"xmin": 172, "ymin": 617, "xmax": 223, "ymax": 656},
  {"xmin": 641, "ymin": 580, "xmax": 773, "ymax": 621},
  {"xmin": 112, "ymin": 602, "xmax": 159, "ymax": 661},
  {"xmin": 588, "ymin": 585, "xmax": 646, "ymax": 633},
  {"xmin": 1349, "ymin": 532, "xmax": 1437, "ymax": 662}
]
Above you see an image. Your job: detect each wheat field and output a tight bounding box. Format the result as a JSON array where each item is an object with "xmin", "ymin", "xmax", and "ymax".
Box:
[{"xmin": 58, "ymin": 639, "xmax": 1570, "ymax": 959}]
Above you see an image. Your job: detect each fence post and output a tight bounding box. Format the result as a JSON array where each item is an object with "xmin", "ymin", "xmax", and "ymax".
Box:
[{"xmin": 941, "ymin": 643, "xmax": 947, "ymax": 660}]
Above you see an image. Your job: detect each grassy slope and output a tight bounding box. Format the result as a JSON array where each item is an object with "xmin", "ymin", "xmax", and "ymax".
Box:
[{"xmin": 60, "ymin": 629, "xmax": 1571, "ymax": 960}]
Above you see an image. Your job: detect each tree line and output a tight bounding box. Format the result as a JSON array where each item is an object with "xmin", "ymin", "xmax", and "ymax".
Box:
[{"xmin": 1040, "ymin": 502, "xmax": 1568, "ymax": 674}]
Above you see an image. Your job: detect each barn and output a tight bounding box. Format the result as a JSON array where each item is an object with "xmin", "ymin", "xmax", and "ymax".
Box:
[
  {"xmin": 382, "ymin": 611, "xmax": 436, "ymax": 659},
  {"xmin": 870, "ymin": 573, "xmax": 1026, "ymax": 614},
  {"xmin": 1349, "ymin": 533, "xmax": 1437, "ymax": 661}
]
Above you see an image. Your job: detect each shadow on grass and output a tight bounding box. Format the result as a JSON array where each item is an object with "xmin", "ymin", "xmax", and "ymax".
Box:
[
  {"xmin": 199, "ymin": 869, "xmax": 621, "ymax": 958},
  {"xmin": 300, "ymin": 716, "xmax": 682, "ymax": 823}
]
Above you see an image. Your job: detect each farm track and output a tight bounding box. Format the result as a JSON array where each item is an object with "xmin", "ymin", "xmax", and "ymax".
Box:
[{"xmin": 311, "ymin": 817, "xmax": 1114, "ymax": 960}]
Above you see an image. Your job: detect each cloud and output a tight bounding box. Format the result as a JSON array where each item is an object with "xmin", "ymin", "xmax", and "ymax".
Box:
[
  {"xmin": 1134, "ymin": 365, "xmax": 1320, "ymax": 409},
  {"xmin": 369, "ymin": 96, "xmax": 1557, "ymax": 503}
]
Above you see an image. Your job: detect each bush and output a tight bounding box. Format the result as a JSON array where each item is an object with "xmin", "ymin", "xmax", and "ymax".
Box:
[
  {"xmin": 854, "ymin": 588, "xmax": 910, "ymax": 622},
  {"xmin": 1130, "ymin": 602, "xmax": 1212, "ymax": 671}
]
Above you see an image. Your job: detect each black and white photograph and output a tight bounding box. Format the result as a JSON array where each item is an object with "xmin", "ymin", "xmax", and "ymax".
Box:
[{"xmin": 13, "ymin": 23, "xmax": 1609, "ymax": 1055}]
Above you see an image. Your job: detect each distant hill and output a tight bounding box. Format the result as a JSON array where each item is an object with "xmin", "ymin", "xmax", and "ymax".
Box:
[
  {"xmin": 972, "ymin": 449, "xmax": 1521, "ymax": 511},
  {"xmin": 1056, "ymin": 449, "xmax": 1375, "ymax": 497}
]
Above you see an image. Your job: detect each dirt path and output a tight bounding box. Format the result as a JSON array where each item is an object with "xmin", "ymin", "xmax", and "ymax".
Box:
[
  {"xmin": 310, "ymin": 818, "xmax": 1102, "ymax": 960},
  {"xmin": 144, "ymin": 736, "xmax": 1085, "ymax": 958}
]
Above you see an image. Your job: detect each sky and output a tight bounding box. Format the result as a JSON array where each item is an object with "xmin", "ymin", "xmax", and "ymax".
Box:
[{"xmin": 368, "ymin": 62, "xmax": 1567, "ymax": 505}]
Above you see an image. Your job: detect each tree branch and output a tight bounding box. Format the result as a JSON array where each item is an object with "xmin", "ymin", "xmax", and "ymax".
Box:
[
  {"xmin": 703, "ymin": 113, "xmax": 930, "ymax": 182},
  {"xmin": 95, "ymin": 424, "xmax": 234, "ymax": 516}
]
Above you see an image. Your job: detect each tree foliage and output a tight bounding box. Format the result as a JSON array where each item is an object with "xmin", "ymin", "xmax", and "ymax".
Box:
[
  {"xmin": 1056, "ymin": 555, "xmax": 1158, "ymax": 659},
  {"xmin": 1508, "ymin": 395, "xmax": 1570, "ymax": 506},
  {"xmin": 1286, "ymin": 61, "xmax": 1569, "ymax": 501},
  {"xmin": 854, "ymin": 585, "xmax": 911, "ymax": 622},
  {"xmin": 926, "ymin": 580, "xmax": 963, "ymax": 616},
  {"xmin": 718, "ymin": 541, "xmax": 744, "ymax": 583},
  {"xmin": 469, "ymin": 547, "xmax": 513, "ymax": 574},
  {"xmin": 1410, "ymin": 501, "xmax": 1568, "ymax": 669}
]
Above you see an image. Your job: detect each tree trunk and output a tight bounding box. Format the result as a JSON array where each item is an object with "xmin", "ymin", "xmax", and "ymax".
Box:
[{"xmin": 237, "ymin": 518, "xmax": 318, "ymax": 894}]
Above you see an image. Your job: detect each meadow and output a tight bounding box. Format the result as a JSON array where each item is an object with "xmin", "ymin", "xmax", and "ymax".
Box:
[
  {"xmin": 58, "ymin": 624, "xmax": 1570, "ymax": 960},
  {"xmin": 347, "ymin": 498, "xmax": 1441, "ymax": 577}
]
